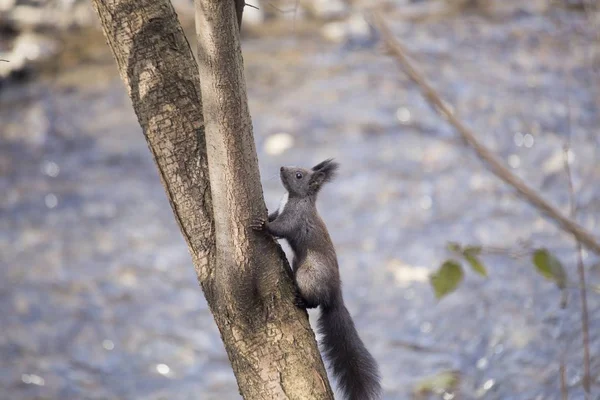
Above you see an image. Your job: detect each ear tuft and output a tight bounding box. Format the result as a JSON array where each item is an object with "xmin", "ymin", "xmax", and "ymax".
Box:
[
  {"xmin": 311, "ymin": 158, "xmax": 339, "ymax": 183},
  {"xmin": 309, "ymin": 159, "xmax": 339, "ymax": 193}
]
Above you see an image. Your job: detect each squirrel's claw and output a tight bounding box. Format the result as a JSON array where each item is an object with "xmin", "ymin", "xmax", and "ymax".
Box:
[
  {"xmin": 249, "ymin": 218, "xmax": 266, "ymax": 231},
  {"xmin": 293, "ymin": 292, "xmax": 308, "ymax": 309}
]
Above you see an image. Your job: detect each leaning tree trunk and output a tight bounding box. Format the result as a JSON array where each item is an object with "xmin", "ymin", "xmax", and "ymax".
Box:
[{"xmin": 91, "ymin": 0, "xmax": 334, "ymax": 398}]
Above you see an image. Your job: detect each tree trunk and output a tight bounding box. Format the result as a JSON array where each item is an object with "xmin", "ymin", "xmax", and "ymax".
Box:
[{"xmin": 91, "ymin": 0, "xmax": 334, "ymax": 398}]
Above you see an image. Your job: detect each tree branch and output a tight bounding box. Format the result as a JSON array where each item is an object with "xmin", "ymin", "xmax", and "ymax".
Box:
[
  {"xmin": 194, "ymin": 0, "xmax": 333, "ymax": 398},
  {"xmin": 371, "ymin": 12, "xmax": 600, "ymax": 256},
  {"xmin": 235, "ymin": 0, "xmax": 245, "ymax": 29},
  {"xmin": 91, "ymin": 0, "xmax": 214, "ymax": 282},
  {"xmin": 562, "ymin": 63, "xmax": 591, "ymax": 397}
]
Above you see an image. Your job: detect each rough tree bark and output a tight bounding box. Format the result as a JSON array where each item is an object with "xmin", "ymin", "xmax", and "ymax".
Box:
[
  {"xmin": 91, "ymin": 0, "xmax": 334, "ymax": 398},
  {"xmin": 194, "ymin": 0, "xmax": 333, "ymax": 398}
]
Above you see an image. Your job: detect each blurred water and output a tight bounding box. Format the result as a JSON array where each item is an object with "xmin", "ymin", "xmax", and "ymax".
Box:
[{"xmin": 1, "ymin": 4, "xmax": 600, "ymax": 399}]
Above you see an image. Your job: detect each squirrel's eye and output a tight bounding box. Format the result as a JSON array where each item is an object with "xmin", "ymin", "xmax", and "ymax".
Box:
[{"xmin": 295, "ymin": 172, "xmax": 303, "ymax": 179}]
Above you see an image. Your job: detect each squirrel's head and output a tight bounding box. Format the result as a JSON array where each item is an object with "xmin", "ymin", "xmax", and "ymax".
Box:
[{"xmin": 280, "ymin": 159, "xmax": 339, "ymax": 198}]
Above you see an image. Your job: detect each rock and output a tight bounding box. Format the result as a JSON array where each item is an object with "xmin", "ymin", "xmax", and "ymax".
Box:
[
  {"xmin": 0, "ymin": 32, "xmax": 59, "ymax": 78},
  {"xmin": 321, "ymin": 13, "xmax": 376, "ymax": 47},
  {"xmin": 321, "ymin": 21, "xmax": 346, "ymax": 42},
  {"xmin": 302, "ymin": 0, "xmax": 348, "ymax": 21},
  {"xmin": 0, "ymin": 0, "xmax": 16, "ymax": 13},
  {"xmin": 0, "ymin": 0, "xmax": 97, "ymax": 79}
]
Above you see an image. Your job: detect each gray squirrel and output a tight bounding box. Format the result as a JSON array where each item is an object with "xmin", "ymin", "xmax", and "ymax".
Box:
[{"xmin": 250, "ymin": 159, "xmax": 381, "ymax": 400}]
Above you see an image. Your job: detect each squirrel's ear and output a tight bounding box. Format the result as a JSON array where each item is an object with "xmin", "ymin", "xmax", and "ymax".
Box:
[
  {"xmin": 309, "ymin": 171, "xmax": 327, "ymax": 191},
  {"xmin": 312, "ymin": 158, "xmax": 335, "ymax": 172},
  {"xmin": 310, "ymin": 159, "xmax": 339, "ymax": 193},
  {"xmin": 313, "ymin": 159, "xmax": 339, "ymax": 179}
]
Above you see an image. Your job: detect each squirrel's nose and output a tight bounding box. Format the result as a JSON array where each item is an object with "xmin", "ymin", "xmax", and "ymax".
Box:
[{"xmin": 280, "ymin": 166, "xmax": 284, "ymax": 172}]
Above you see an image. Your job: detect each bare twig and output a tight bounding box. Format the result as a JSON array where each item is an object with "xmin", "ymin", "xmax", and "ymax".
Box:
[
  {"xmin": 563, "ymin": 138, "xmax": 591, "ymax": 400},
  {"xmin": 371, "ymin": 12, "xmax": 600, "ymax": 256},
  {"xmin": 563, "ymin": 160, "xmax": 593, "ymax": 396},
  {"xmin": 564, "ymin": 281, "xmax": 600, "ymax": 295},
  {"xmin": 264, "ymin": 0, "xmax": 300, "ymax": 30},
  {"xmin": 560, "ymin": 358, "xmax": 568, "ymax": 400},
  {"xmin": 562, "ymin": 88, "xmax": 592, "ymax": 399},
  {"xmin": 265, "ymin": 1, "xmax": 294, "ymax": 14},
  {"xmin": 575, "ymin": 238, "xmax": 592, "ymax": 396},
  {"xmin": 390, "ymin": 339, "xmax": 447, "ymax": 353},
  {"xmin": 478, "ymin": 242, "xmax": 532, "ymax": 259}
]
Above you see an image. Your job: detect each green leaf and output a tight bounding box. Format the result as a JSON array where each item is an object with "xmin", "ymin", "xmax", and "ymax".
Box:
[
  {"xmin": 532, "ymin": 249, "xmax": 567, "ymax": 289},
  {"xmin": 463, "ymin": 245, "xmax": 482, "ymax": 256},
  {"xmin": 464, "ymin": 253, "xmax": 488, "ymax": 277},
  {"xmin": 446, "ymin": 242, "xmax": 462, "ymax": 253},
  {"xmin": 462, "ymin": 246, "xmax": 486, "ymax": 276},
  {"xmin": 413, "ymin": 370, "xmax": 460, "ymax": 395},
  {"xmin": 430, "ymin": 260, "xmax": 464, "ymax": 299}
]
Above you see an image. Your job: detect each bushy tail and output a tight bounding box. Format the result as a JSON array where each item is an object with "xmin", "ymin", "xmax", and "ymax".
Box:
[{"xmin": 318, "ymin": 301, "xmax": 381, "ymax": 400}]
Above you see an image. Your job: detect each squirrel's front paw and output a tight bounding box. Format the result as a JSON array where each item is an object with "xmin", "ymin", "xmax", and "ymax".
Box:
[
  {"xmin": 293, "ymin": 292, "xmax": 308, "ymax": 309},
  {"xmin": 249, "ymin": 217, "xmax": 266, "ymax": 231}
]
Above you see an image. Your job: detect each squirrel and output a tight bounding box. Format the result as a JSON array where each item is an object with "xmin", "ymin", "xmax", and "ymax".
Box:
[{"xmin": 250, "ymin": 159, "xmax": 381, "ymax": 400}]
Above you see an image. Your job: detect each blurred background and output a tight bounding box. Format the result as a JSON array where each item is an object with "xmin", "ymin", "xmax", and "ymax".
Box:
[{"xmin": 1, "ymin": 0, "xmax": 600, "ymax": 398}]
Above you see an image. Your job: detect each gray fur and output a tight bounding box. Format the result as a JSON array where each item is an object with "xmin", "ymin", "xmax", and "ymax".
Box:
[{"xmin": 251, "ymin": 159, "xmax": 381, "ymax": 400}]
